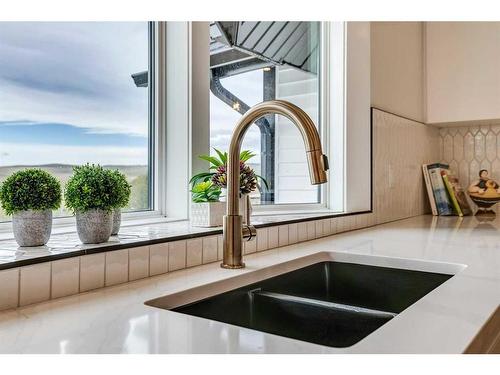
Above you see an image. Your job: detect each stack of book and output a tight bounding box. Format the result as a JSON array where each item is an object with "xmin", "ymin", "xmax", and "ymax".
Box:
[{"xmin": 422, "ymin": 163, "xmax": 472, "ymax": 216}]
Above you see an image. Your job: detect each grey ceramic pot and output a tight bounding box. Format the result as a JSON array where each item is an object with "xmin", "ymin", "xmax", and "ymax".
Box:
[
  {"xmin": 76, "ymin": 209, "xmax": 113, "ymax": 244},
  {"xmin": 12, "ymin": 209, "xmax": 52, "ymax": 247},
  {"xmin": 111, "ymin": 208, "xmax": 121, "ymax": 236}
]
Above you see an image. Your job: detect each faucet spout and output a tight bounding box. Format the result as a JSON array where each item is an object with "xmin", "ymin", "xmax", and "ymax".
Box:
[{"xmin": 221, "ymin": 100, "xmax": 329, "ymax": 269}]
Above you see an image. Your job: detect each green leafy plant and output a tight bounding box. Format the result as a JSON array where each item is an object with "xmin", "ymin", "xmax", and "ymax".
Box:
[
  {"xmin": 189, "ymin": 148, "xmax": 268, "ymax": 195},
  {"xmin": 65, "ymin": 164, "xmax": 123, "ymax": 213},
  {"xmin": 0, "ymin": 169, "xmax": 62, "ymax": 215},
  {"xmin": 191, "ymin": 181, "xmax": 222, "ymax": 203},
  {"xmin": 107, "ymin": 169, "xmax": 132, "ymax": 209}
]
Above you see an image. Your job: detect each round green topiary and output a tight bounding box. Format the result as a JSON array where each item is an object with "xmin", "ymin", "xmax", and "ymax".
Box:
[
  {"xmin": 0, "ymin": 169, "xmax": 62, "ymax": 215},
  {"xmin": 64, "ymin": 164, "xmax": 132, "ymax": 213},
  {"xmin": 106, "ymin": 169, "xmax": 132, "ymax": 209}
]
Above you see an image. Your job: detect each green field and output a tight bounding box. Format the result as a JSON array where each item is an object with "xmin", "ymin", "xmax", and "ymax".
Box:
[{"xmin": 0, "ymin": 164, "xmax": 149, "ymax": 222}]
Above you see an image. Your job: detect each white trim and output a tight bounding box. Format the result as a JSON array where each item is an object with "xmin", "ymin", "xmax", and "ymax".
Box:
[
  {"xmin": 164, "ymin": 22, "xmax": 191, "ymax": 220},
  {"xmin": 323, "ymin": 21, "xmax": 346, "ymax": 213},
  {"xmin": 155, "ymin": 21, "xmax": 167, "ymax": 215},
  {"xmin": 344, "ymin": 22, "xmax": 371, "ymax": 212},
  {"xmin": 190, "ymin": 22, "xmax": 211, "ymax": 176}
]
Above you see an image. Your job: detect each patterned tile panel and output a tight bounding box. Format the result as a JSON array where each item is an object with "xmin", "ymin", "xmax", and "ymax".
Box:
[{"xmin": 439, "ymin": 122, "xmax": 500, "ymax": 188}]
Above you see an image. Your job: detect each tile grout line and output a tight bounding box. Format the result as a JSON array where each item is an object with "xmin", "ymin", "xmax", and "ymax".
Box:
[
  {"xmin": 16, "ymin": 266, "xmax": 20, "ymax": 308},
  {"xmin": 49, "ymin": 262, "xmax": 53, "ymax": 300}
]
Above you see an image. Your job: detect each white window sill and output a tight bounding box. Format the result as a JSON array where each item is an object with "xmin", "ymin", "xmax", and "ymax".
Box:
[
  {"xmin": 0, "ymin": 208, "xmax": 359, "ymax": 242},
  {"xmin": 0, "ymin": 212, "xmax": 181, "ymax": 241}
]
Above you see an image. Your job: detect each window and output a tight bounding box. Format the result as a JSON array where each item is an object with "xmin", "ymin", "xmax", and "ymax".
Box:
[
  {"xmin": 0, "ymin": 21, "xmax": 370, "ymax": 224},
  {"xmin": 209, "ymin": 21, "xmax": 322, "ymax": 207},
  {"xmin": 0, "ymin": 22, "xmax": 153, "ymax": 221}
]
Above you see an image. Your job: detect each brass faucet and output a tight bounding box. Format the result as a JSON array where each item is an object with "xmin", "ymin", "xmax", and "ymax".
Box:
[{"xmin": 221, "ymin": 100, "xmax": 329, "ymax": 269}]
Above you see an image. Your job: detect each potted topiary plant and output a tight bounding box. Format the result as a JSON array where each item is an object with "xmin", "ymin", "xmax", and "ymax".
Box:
[
  {"xmin": 190, "ymin": 148, "xmax": 268, "ymax": 224},
  {"xmin": 0, "ymin": 169, "xmax": 61, "ymax": 247},
  {"xmin": 106, "ymin": 169, "xmax": 131, "ymax": 235},
  {"xmin": 190, "ymin": 181, "xmax": 224, "ymax": 227},
  {"xmin": 65, "ymin": 164, "xmax": 119, "ymax": 244}
]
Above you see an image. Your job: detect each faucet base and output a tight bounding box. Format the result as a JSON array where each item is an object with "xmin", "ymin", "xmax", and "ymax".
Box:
[{"xmin": 220, "ymin": 262, "xmax": 246, "ymax": 269}]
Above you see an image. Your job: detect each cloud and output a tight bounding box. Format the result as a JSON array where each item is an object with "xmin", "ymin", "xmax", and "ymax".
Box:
[
  {"xmin": 209, "ymin": 69, "xmax": 263, "ymax": 157},
  {"xmin": 0, "ymin": 22, "xmax": 267, "ymax": 166},
  {"xmin": 0, "ymin": 122, "xmax": 147, "ymax": 147},
  {"xmin": 0, "ymin": 22, "xmax": 148, "ymax": 137},
  {"xmin": 0, "ymin": 142, "xmax": 147, "ymax": 166}
]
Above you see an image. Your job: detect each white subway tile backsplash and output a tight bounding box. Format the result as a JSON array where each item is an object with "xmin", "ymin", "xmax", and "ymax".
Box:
[
  {"xmin": 105, "ymin": 249, "xmax": 129, "ymax": 287},
  {"xmin": 337, "ymin": 217, "xmax": 346, "ymax": 233},
  {"xmin": 217, "ymin": 235, "xmax": 223, "ymax": 261},
  {"xmin": 80, "ymin": 253, "xmax": 105, "ymax": 292},
  {"xmin": 149, "ymin": 243, "xmax": 169, "ymax": 276},
  {"xmin": 307, "ymin": 221, "xmax": 316, "ymax": 240},
  {"xmin": 345, "ymin": 217, "xmax": 353, "ymax": 232},
  {"xmin": 256, "ymin": 228, "xmax": 268, "ymax": 251},
  {"xmin": 330, "ymin": 218, "xmax": 338, "ymax": 234},
  {"xmin": 268, "ymin": 226, "xmax": 279, "ymax": 249},
  {"xmin": 244, "ymin": 238, "xmax": 257, "ymax": 254},
  {"xmin": 202, "ymin": 236, "xmax": 218, "ymax": 264},
  {"xmin": 129, "ymin": 246, "xmax": 150, "ymax": 281},
  {"xmin": 0, "ymin": 268, "xmax": 19, "ymax": 310},
  {"xmin": 288, "ymin": 223, "xmax": 298, "ymax": 244},
  {"xmin": 373, "ymin": 109, "xmax": 439, "ymax": 223},
  {"xmin": 297, "ymin": 222, "xmax": 308, "ymax": 242},
  {"xmin": 186, "ymin": 238, "xmax": 203, "ymax": 267},
  {"xmin": 19, "ymin": 263, "xmax": 51, "ymax": 306},
  {"xmin": 322, "ymin": 218, "xmax": 332, "ymax": 236},
  {"xmin": 278, "ymin": 225, "xmax": 289, "ymax": 247},
  {"xmin": 315, "ymin": 220, "xmax": 323, "ymax": 238},
  {"xmin": 169, "ymin": 240, "xmax": 187, "ymax": 271},
  {"xmin": 51, "ymin": 258, "xmax": 80, "ymax": 299}
]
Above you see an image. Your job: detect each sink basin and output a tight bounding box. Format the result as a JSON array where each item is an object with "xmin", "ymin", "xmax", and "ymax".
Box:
[{"xmin": 146, "ymin": 256, "xmax": 455, "ymax": 348}]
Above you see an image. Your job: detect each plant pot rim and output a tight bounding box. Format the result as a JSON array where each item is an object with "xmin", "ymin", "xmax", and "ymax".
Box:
[{"xmin": 75, "ymin": 208, "xmax": 114, "ymax": 213}]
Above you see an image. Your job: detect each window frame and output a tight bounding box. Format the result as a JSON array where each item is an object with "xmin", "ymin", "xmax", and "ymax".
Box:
[
  {"xmin": 191, "ymin": 21, "xmax": 372, "ymax": 217},
  {"xmin": 201, "ymin": 22, "xmax": 346, "ymax": 215}
]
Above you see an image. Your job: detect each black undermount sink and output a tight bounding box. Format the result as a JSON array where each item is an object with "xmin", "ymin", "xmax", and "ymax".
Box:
[{"xmin": 152, "ymin": 261, "xmax": 453, "ymax": 348}]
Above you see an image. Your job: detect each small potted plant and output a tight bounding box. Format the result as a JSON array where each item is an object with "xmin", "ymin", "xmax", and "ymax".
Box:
[
  {"xmin": 0, "ymin": 169, "xmax": 61, "ymax": 247},
  {"xmin": 107, "ymin": 169, "xmax": 131, "ymax": 235},
  {"xmin": 190, "ymin": 148, "xmax": 268, "ymax": 223},
  {"xmin": 190, "ymin": 181, "xmax": 224, "ymax": 227},
  {"xmin": 65, "ymin": 164, "xmax": 119, "ymax": 244}
]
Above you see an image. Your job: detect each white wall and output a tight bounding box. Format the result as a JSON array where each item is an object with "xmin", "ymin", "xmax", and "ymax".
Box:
[
  {"xmin": 345, "ymin": 22, "xmax": 372, "ymax": 212},
  {"xmin": 371, "ymin": 22, "xmax": 425, "ymax": 122},
  {"xmin": 426, "ymin": 22, "xmax": 500, "ymax": 124}
]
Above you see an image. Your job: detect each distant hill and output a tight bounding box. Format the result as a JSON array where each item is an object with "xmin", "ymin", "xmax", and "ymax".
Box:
[
  {"xmin": 0, "ymin": 163, "xmax": 148, "ymax": 191},
  {"xmin": 0, "ymin": 163, "xmax": 147, "ymax": 169},
  {"xmin": 0, "ymin": 164, "xmax": 149, "ymax": 221}
]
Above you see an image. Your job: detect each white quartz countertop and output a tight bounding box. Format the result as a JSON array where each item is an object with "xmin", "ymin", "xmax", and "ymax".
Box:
[{"xmin": 0, "ymin": 215, "xmax": 499, "ymax": 353}]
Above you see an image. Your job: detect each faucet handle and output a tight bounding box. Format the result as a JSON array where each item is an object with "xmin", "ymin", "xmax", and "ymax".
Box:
[
  {"xmin": 242, "ymin": 225, "xmax": 257, "ymax": 242},
  {"xmin": 322, "ymin": 154, "xmax": 330, "ymax": 171}
]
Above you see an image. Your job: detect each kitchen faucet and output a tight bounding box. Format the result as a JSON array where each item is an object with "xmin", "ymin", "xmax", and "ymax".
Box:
[{"xmin": 221, "ymin": 100, "xmax": 329, "ymax": 269}]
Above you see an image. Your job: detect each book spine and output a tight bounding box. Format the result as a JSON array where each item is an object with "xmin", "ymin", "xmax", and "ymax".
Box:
[
  {"xmin": 442, "ymin": 174, "xmax": 463, "ymax": 216},
  {"xmin": 422, "ymin": 164, "xmax": 438, "ymax": 215},
  {"xmin": 428, "ymin": 167, "xmax": 454, "ymax": 215}
]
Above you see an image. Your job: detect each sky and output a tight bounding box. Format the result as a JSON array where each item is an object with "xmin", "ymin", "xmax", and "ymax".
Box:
[
  {"xmin": 0, "ymin": 22, "xmax": 149, "ymax": 166},
  {"xmin": 0, "ymin": 21, "xmax": 263, "ymax": 168},
  {"xmin": 209, "ymin": 69, "xmax": 263, "ymax": 160}
]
